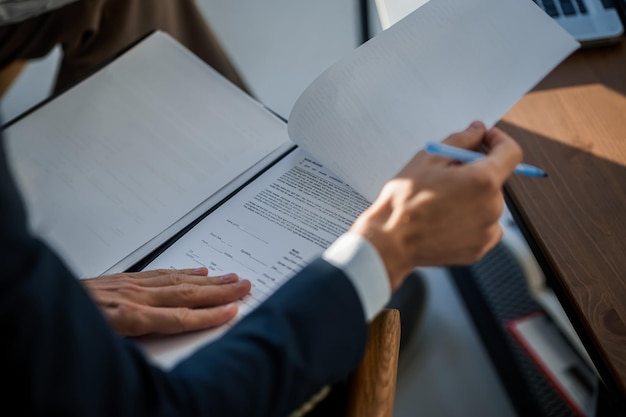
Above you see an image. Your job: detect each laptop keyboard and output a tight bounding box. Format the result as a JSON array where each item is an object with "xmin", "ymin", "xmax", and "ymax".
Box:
[{"xmin": 533, "ymin": 0, "xmax": 615, "ymax": 17}]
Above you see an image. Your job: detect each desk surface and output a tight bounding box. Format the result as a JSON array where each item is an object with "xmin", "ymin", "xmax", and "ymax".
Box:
[{"xmin": 500, "ymin": 39, "xmax": 626, "ymax": 399}]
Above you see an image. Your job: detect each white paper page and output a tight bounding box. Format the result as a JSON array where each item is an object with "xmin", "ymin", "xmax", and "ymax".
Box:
[
  {"xmin": 4, "ymin": 32, "xmax": 289, "ymax": 278},
  {"xmin": 288, "ymin": 0, "xmax": 579, "ymax": 202},
  {"xmin": 101, "ymin": 143, "xmax": 295, "ymax": 276},
  {"xmin": 375, "ymin": 0, "xmax": 430, "ymax": 29},
  {"xmin": 137, "ymin": 148, "xmax": 371, "ymax": 369}
]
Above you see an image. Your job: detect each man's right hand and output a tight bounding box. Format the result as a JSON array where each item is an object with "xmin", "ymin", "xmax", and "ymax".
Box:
[{"xmin": 349, "ymin": 121, "xmax": 523, "ymax": 290}]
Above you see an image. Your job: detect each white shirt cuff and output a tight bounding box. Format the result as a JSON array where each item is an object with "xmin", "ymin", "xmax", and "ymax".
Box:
[{"xmin": 322, "ymin": 233, "xmax": 391, "ymax": 322}]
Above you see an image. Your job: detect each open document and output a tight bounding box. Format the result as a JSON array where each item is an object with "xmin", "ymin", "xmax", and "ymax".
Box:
[
  {"xmin": 3, "ymin": 0, "xmax": 578, "ymax": 366},
  {"xmin": 138, "ymin": 148, "xmax": 371, "ymax": 368}
]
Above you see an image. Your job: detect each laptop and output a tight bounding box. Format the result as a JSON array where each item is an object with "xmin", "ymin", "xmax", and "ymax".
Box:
[
  {"xmin": 375, "ymin": 0, "xmax": 624, "ymax": 46},
  {"xmin": 534, "ymin": 0, "xmax": 624, "ymax": 45}
]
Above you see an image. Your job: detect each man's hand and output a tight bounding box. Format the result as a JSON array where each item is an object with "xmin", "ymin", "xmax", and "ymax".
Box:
[
  {"xmin": 350, "ymin": 121, "xmax": 522, "ymax": 289},
  {"xmin": 82, "ymin": 267, "xmax": 251, "ymax": 337}
]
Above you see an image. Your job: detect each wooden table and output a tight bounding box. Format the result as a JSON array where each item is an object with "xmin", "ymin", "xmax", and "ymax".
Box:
[{"xmin": 499, "ymin": 38, "xmax": 626, "ymax": 405}]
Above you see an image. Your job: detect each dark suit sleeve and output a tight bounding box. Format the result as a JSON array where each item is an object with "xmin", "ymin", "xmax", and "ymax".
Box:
[{"xmin": 0, "ymin": 137, "xmax": 368, "ymax": 417}]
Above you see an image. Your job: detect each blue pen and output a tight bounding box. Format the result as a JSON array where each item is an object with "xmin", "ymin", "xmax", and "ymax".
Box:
[{"xmin": 425, "ymin": 142, "xmax": 548, "ymax": 177}]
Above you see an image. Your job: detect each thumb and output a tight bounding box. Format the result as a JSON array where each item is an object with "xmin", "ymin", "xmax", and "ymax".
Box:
[{"xmin": 442, "ymin": 121, "xmax": 486, "ymax": 150}]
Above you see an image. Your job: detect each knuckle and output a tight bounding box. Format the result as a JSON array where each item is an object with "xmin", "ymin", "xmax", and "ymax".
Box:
[
  {"xmin": 493, "ymin": 198, "xmax": 505, "ymax": 217},
  {"xmin": 114, "ymin": 301, "xmax": 139, "ymax": 315},
  {"xmin": 108, "ymin": 273, "xmax": 132, "ymax": 284},
  {"xmin": 380, "ymin": 178, "xmax": 405, "ymax": 198},
  {"xmin": 475, "ymin": 242, "xmax": 492, "ymax": 261},
  {"xmin": 484, "ymin": 198, "xmax": 504, "ymax": 223},
  {"xmin": 177, "ymin": 283, "xmax": 200, "ymax": 300},
  {"xmin": 493, "ymin": 225, "xmax": 504, "ymax": 243},
  {"xmin": 462, "ymin": 227, "xmax": 500, "ymax": 264},
  {"xmin": 170, "ymin": 274, "xmax": 187, "ymax": 285},
  {"xmin": 155, "ymin": 269, "xmax": 183, "ymax": 281},
  {"xmin": 111, "ymin": 303, "xmax": 143, "ymax": 335},
  {"xmin": 173, "ymin": 308, "xmax": 192, "ymax": 332},
  {"xmin": 462, "ymin": 246, "xmax": 487, "ymax": 265},
  {"xmin": 467, "ymin": 170, "xmax": 499, "ymax": 193},
  {"xmin": 116, "ymin": 282, "xmax": 142, "ymax": 296},
  {"xmin": 512, "ymin": 140, "xmax": 524, "ymax": 161},
  {"xmin": 461, "ymin": 254, "xmax": 480, "ymax": 265}
]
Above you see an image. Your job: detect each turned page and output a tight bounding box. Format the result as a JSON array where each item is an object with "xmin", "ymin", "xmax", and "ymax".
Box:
[{"xmin": 287, "ymin": 0, "xmax": 579, "ymax": 202}]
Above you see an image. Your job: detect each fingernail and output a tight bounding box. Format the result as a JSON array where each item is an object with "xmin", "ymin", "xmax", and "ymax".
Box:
[
  {"xmin": 192, "ymin": 267, "xmax": 207, "ymax": 275},
  {"xmin": 468, "ymin": 121, "xmax": 482, "ymax": 130},
  {"xmin": 219, "ymin": 273, "xmax": 238, "ymax": 282},
  {"xmin": 222, "ymin": 302, "xmax": 238, "ymax": 313}
]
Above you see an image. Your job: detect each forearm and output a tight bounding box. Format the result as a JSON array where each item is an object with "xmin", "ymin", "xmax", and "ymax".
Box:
[
  {"xmin": 2, "ymin": 237, "xmax": 367, "ymax": 417},
  {"xmin": 2, "ymin": 238, "xmax": 184, "ymax": 416},
  {"xmin": 173, "ymin": 258, "xmax": 368, "ymax": 417}
]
